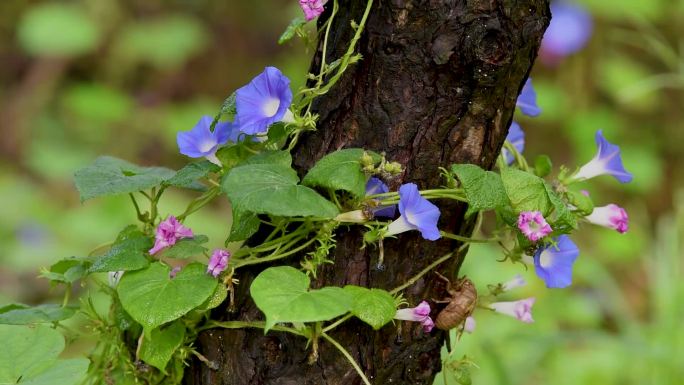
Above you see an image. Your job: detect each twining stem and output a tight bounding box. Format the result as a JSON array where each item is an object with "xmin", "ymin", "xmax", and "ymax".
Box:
[
  {"xmin": 390, "ymin": 252, "xmax": 456, "ymax": 295},
  {"xmin": 440, "ymin": 231, "xmax": 497, "ymax": 243},
  {"xmin": 62, "ymin": 284, "xmax": 71, "ymax": 307},
  {"xmin": 129, "ymin": 193, "xmax": 145, "ymax": 222},
  {"xmin": 200, "ymin": 320, "xmax": 303, "ymax": 336},
  {"xmin": 322, "ymin": 313, "xmax": 353, "ymax": 333},
  {"xmin": 233, "ymin": 236, "xmax": 319, "ymax": 268},
  {"xmin": 177, "ymin": 186, "xmax": 221, "ymax": 221},
  {"xmin": 321, "ymin": 332, "xmax": 372, "ymax": 385}
]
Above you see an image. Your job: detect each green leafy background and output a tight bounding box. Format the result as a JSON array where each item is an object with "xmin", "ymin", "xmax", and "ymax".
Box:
[{"xmin": 0, "ymin": 0, "xmax": 681, "ymax": 384}]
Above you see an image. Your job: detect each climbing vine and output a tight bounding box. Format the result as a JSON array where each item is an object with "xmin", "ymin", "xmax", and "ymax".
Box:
[{"xmin": 0, "ymin": 1, "xmax": 631, "ymax": 385}]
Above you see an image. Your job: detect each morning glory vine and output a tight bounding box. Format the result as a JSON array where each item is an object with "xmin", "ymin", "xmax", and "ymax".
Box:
[{"xmin": 0, "ymin": 1, "xmax": 634, "ymax": 385}]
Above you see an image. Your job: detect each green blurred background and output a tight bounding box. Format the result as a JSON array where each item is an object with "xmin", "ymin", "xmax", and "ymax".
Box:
[{"xmin": 0, "ymin": 1, "xmax": 681, "ymax": 384}]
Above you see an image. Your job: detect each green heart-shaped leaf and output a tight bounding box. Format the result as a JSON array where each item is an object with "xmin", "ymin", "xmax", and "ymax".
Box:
[
  {"xmin": 343, "ymin": 286, "xmax": 396, "ymax": 330},
  {"xmin": 250, "ymin": 266, "xmax": 353, "ymax": 332},
  {"xmin": 117, "ymin": 262, "xmax": 217, "ymax": 330}
]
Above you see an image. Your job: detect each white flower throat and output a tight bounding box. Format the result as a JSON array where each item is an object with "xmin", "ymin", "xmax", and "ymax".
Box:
[{"xmin": 262, "ymin": 98, "xmax": 281, "ymax": 117}]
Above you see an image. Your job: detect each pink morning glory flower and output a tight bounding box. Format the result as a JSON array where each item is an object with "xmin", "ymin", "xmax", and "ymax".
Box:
[
  {"xmin": 517, "ymin": 211, "xmax": 552, "ymax": 242},
  {"xmin": 574, "ymin": 130, "xmax": 633, "ymax": 183},
  {"xmin": 502, "ymin": 121, "xmax": 525, "ymax": 165},
  {"xmin": 463, "ymin": 316, "xmax": 476, "ymax": 333},
  {"xmin": 533, "ymin": 235, "xmax": 580, "ymax": 288},
  {"xmin": 516, "ymin": 78, "xmax": 541, "ymax": 117},
  {"xmin": 366, "ymin": 177, "xmax": 396, "ymax": 218},
  {"xmin": 585, "ymin": 204, "xmax": 629, "ymax": 233},
  {"xmin": 488, "ymin": 297, "xmax": 535, "ymax": 323},
  {"xmin": 385, "ymin": 183, "xmax": 441, "ymax": 241},
  {"xmin": 177, "ymin": 116, "xmax": 239, "ymax": 166},
  {"xmin": 207, "ymin": 249, "xmax": 231, "ymax": 277},
  {"xmin": 235, "ymin": 67, "xmax": 294, "ymax": 135},
  {"xmin": 149, "ymin": 216, "xmax": 194, "ymax": 255},
  {"xmin": 394, "ymin": 300, "xmax": 434, "ymax": 332},
  {"xmin": 539, "ymin": 1, "xmax": 593, "ymax": 66},
  {"xmin": 299, "ymin": 0, "xmax": 327, "ymax": 21},
  {"xmin": 501, "ymin": 274, "xmax": 527, "ymax": 292}
]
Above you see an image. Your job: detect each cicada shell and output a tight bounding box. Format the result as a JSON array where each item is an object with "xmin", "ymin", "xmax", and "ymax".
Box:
[{"xmin": 435, "ymin": 277, "xmax": 478, "ymax": 331}]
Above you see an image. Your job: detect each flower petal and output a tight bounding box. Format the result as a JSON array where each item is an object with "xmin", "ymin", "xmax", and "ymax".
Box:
[{"xmin": 516, "ymin": 78, "xmax": 541, "ymax": 117}]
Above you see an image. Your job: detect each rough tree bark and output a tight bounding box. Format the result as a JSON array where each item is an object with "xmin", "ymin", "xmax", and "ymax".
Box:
[{"xmin": 187, "ymin": 1, "xmax": 549, "ymax": 384}]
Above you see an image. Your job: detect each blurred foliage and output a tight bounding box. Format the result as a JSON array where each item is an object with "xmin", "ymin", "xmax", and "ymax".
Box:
[{"xmin": 0, "ymin": 0, "xmax": 682, "ymax": 383}]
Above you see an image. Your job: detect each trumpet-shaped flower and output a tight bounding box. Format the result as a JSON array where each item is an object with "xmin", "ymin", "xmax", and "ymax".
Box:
[
  {"xmin": 366, "ymin": 177, "xmax": 396, "ymax": 218},
  {"xmin": 385, "ymin": 183, "xmax": 441, "ymax": 241},
  {"xmin": 533, "ymin": 235, "xmax": 580, "ymax": 288},
  {"xmin": 502, "ymin": 274, "xmax": 527, "ymax": 292},
  {"xmin": 395, "ymin": 300, "xmax": 434, "ymax": 332},
  {"xmin": 574, "ymin": 130, "xmax": 633, "ymax": 183},
  {"xmin": 517, "ymin": 211, "xmax": 552, "ymax": 242},
  {"xmin": 207, "ymin": 249, "xmax": 231, "ymax": 277},
  {"xmin": 177, "ymin": 116, "xmax": 238, "ymax": 166},
  {"xmin": 516, "ymin": 78, "xmax": 541, "ymax": 117},
  {"xmin": 540, "ymin": 1, "xmax": 593, "ymax": 66},
  {"xmin": 235, "ymin": 66, "xmax": 293, "ymax": 135},
  {"xmin": 586, "ymin": 204, "xmax": 628, "ymax": 233},
  {"xmin": 149, "ymin": 216, "xmax": 194, "ymax": 255},
  {"xmin": 489, "ymin": 297, "xmax": 535, "ymax": 323},
  {"xmin": 503, "ymin": 121, "xmax": 525, "ymax": 165},
  {"xmin": 299, "ymin": 0, "xmax": 327, "ymax": 21}
]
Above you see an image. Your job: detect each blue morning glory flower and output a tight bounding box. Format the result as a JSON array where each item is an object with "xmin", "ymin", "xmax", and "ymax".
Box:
[
  {"xmin": 502, "ymin": 121, "xmax": 525, "ymax": 165},
  {"xmin": 385, "ymin": 183, "xmax": 441, "ymax": 241},
  {"xmin": 235, "ymin": 66, "xmax": 294, "ymax": 135},
  {"xmin": 540, "ymin": 1, "xmax": 593, "ymax": 66},
  {"xmin": 177, "ymin": 116, "xmax": 238, "ymax": 166},
  {"xmin": 366, "ymin": 177, "xmax": 396, "ymax": 218},
  {"xmin": 533, "ymin": 235, "xmax": 580, "ymax": 288},
  {"xmin": 516, "ymin": 78, "xmax": 541, "ymax": 117},
  {"xmin": 574, "ymin": 130, "xmax": 633, "ymax": 183}
]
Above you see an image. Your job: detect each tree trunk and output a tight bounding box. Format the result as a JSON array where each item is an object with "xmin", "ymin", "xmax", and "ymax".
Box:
[{"xmin": 186, "ymin": 0, "xmax": 549, "ymax": 384}]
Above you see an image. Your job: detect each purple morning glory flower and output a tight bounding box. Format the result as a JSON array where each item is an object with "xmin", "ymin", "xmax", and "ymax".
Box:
[
  {"xmin": 516, "ymin": 78, "xmax": 541, "ymax": 117},
  {"xmin": 540, "ymin": 1, "xmax": 593, "ymax": 66},
  {"xmin": 585, "ymin": 204, "xmax": 629, "ymax": 234},
  {"xmin": 517, "ymin": 211, "xmax": 553, "ymax": 242},
  {"xmin": 366, "ymin": 177, "xmax": 396, "ymax": 218},
  {"xmin": 574, "ymin": 130, "xmax": 633, "ymax": 183},
  {"xmin": 177, "ymin": 116, "xmax": 238, "ymax": 166},
  {"xmin": 299, "ymin": 0, "xmax": 327, "ymax": 21},
  {"xmin": 533, "ymin": 235, "xmax": 579, "ymax": 288},
  {"xmin": 207, "ymin": 249, "xmax": 231, "ymax": 277},
  {"xmin": 149, "ymin": 216, "xmax": 194, "ymax": 255},
  {"xmin": 235, "ymin": 66, "xmax": 294, "ymax": 135},
  {"xmin": 385, "ymin": 183, "xmax": 441, "ymax": 241},
  {"xmin": 394, "ymin": 300, "xmax": 434, "ymax": 332},
  {"xmin": 502, "ymin": 121, "xmax": 525, "ymax": 165},
  {"xmin": 488, "ymin": 297, "xmax": 535, "ymax": 323}
]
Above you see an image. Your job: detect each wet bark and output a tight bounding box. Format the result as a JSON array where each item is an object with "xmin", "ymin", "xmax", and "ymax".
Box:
[{"xmin": 186, "ymin": 0, "xmax": 549, "ymax": 384}]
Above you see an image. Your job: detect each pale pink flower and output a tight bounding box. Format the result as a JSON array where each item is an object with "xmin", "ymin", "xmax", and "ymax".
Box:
[
  {"xmin": 586, "ymin": 204, "xmax": 628, "ymax": 233},
  {"xmin": 489, "ymin": 298, "xmax": 535, "ymax": 323},
  {"xmin": 463, "ymin": 316, "xmax": 476, "ymax": 333},
  {"xmin": 394, "ymin": 300, "xmax": 434, "ymax": 332},
  {"xmin": 501, "ymin": 274, "xmax": 527, "ymax": 292}
]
